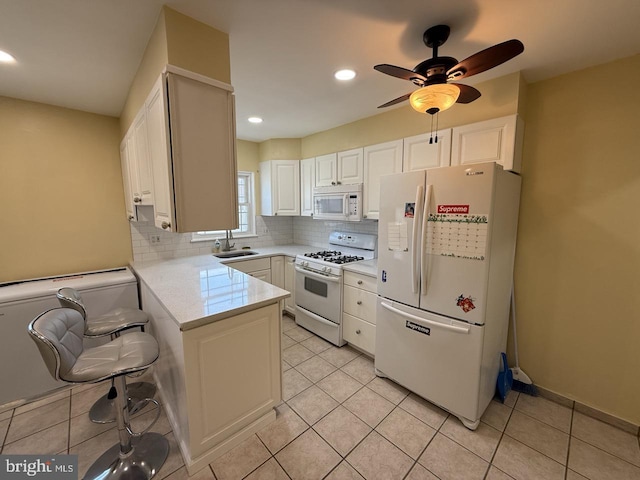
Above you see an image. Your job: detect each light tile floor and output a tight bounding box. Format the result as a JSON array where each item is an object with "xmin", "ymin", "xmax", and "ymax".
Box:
[{"xmin": 1, "ymin": 316, "xmax": 639, "ymax": 479}]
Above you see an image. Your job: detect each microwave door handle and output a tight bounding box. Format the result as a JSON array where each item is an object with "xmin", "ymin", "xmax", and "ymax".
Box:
[
  {"xmin": 420, "ymin": 184, "xmax": 433, "ymax": 296},
  {"xmin": 343, "ymin": 193, "xmax": 349, "ymax": 219},
  {"xmin": 411, "ymin": 185, "xmax": 424, "ymax": 294}
]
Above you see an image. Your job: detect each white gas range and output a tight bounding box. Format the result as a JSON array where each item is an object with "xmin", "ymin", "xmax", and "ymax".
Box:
[{"xmin": 294, "ymin": 231, "xmax": 376, "ymax": 346}]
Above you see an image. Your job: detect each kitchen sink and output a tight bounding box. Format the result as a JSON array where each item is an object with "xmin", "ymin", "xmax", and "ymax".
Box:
[{"xmin": 213, "ymin": 250, "xmax": 259, "ymax": 258}]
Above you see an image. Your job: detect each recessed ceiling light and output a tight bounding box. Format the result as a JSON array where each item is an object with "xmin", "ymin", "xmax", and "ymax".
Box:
[
  {"xmin": 335, "ymin": 69, "xmax": 356, "ymax": 81},
  {"xmin": 0, "ymin": 50, "xmax": 16, "ymax": 63},
  {"xmin": 248, "ymin": 117, "xmax": 263, "ymax": 124}
]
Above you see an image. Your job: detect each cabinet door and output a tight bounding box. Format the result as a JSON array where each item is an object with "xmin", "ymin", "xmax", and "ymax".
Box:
[
  {"xmin": 270, "ymin": 256, "xmax": 285, "ymax": 288},
  {"xmin": 249, "ymin": 269, "xmax": 272, "ymax": 284},
  {"xmin": 132, "ymin": 110, "xmax": 154, "ymax": 205},
  {"xmin": 450, "ymin": 115, "xmax": 523, "ymax": 172},
  {"xmin": 284, "ymin": 256, "xmax": 296, "ymax": 315},
  {"xmin": 145, "ymin": 76, "xmax": 175, "ymax": 232},
  {"xmin": 119, "ymin": 139, "xmax": 136, "ymax": 221},
  {"xmin": 315, "ymin": 153, "xmax": 337, "ymax": 186},
  {"xmin": 272, "ymin": 161, "xmax": 300, "ymax": 216},
  {"xmin": 403, "ymin": 130, "xmax": 451, "ymax": 172},
  {"xmin": 337, "ymin": 148, "xmax": 364, "ymax": 185},
  {"xmin": 166, "ymin": 72, "xmax": 238, "ymax": 232},
  {"xmin": 363, "ymin": 140, "xmax": 403, "ymax": 220},
  {"xmin": 300, "ymin": 157, "xmax": 315, "ymax": 217}
]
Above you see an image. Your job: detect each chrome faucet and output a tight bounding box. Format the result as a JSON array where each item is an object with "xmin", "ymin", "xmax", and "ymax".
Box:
[{"xmin": 222, "ymin": 230, "xmax": 235, "ymax": 251}]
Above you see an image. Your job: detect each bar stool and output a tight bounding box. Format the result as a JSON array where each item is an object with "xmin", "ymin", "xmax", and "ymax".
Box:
[
  {"xmin": 57, "ymin": 287, "xmax": 156, "ymax": 424},
  {"xmin": 29, "ymin": 307, "xmax": 168, "ymax": 480}
]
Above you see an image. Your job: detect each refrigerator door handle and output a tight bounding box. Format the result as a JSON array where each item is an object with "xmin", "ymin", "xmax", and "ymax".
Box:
[
  {"xmin": 420, "ymin": 184, "xmax": 432, "ymax": 296},
  {"xmin": 411, "ymin": 185, "xmax": 424, "ymax": 294},
  {"xmin": 380, "ymin": 302, "xmax": 470, "ymax": 334}
]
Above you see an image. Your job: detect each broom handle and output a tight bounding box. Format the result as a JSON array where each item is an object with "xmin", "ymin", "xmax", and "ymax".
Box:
[{"xmin": 511, "ymin": 282, "xmax": 520, "ymax": 369}]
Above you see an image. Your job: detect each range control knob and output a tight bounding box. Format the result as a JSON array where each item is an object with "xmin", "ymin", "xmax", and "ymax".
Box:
[{"xmin": 326, "ymin": 267, "xmax": 332, "ymax": 274}]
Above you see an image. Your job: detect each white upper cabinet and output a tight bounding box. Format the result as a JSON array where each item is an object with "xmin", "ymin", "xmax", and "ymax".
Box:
[
  {"xmin": 450, "ymin": 114, "xmax": 524, "ymax": 172},
  {"xmin": 260, "ymin": 160, "xmax": 300, "ymax": 216},
  {"xmin": 300, "ymin": 157, "xmax": 315, "ymax": 217},
  {"xmin": 132, "ymin": 110, "xmax": 154, "ymax": 205},
  {"xmin": 315, "ymin": 149, "xmax": 363, "ymax": 186},
  {"xmin": 402, "ymin": 130, "xmax": 452, "ymax": 172},
  {"xmin": 336, "ymin": 148, "xmax": 364, "ymax": 185},
  {"xmin": 363, "ymin": 140, "xmax": 403, "ymax": 220},
  {"xmin": 145, "ymin": 67, "xmax": 238, "ymax": 233},
  {"xmin": 315, "ymin": 153, "xmax": 337, "ymax": 187},
  {"xmin": 119, "ymin": 108, "xmax": 154, "ymax": 220},
  {"xmin": 119, "ymin": 139, "xmax": 136, "ymax": 221}
]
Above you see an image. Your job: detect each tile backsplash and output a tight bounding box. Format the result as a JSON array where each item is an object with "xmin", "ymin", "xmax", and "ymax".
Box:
[{"xmin": 130, "ymin": 207, "xmax": 379, "ymax": 262}]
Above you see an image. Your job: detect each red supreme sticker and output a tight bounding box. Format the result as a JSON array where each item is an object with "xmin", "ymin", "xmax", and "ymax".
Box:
[{"xmin": 437, "ymin": 205, "xmax": 469, "ymax": 214}]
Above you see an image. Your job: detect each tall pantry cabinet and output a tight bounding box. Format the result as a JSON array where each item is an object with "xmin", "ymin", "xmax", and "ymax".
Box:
[{"xmin": 122, "ymin": 65, "xmax": 238, "ymax": 233}]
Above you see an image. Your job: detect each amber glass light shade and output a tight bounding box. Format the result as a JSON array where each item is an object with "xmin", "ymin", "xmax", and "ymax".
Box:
[{"xmin": 409, "ymin": 84, "xmax": 460, "ymax": 115}]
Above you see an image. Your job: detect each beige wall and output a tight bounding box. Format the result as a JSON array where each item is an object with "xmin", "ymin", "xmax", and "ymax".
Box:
[
  {"xmin": 516, "ymin": 54, "xmax": 640, "ymax": 424},
  {"xmin": 0, "ymin": 96, "xmax": 131, "ymax": 283},
  {"xmin": 302, "ymin": 72, "xmax": 523, "ymax": 157},
  {"xmin": 258, "ymin": 138, "xmax": 302, "ymax": 161},
  {"xmin": 119, "ymin": 6, "xmax": 230, "ymax": 137},
  {"xmin": 119, "ymin": 7, "xmax": 168, "ymax": 137}
]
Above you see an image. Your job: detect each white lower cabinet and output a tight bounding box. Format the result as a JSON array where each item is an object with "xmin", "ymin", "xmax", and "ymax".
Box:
[
  {"xmin": 225, "ymin": 257, "xmax": 272, "ymax": 283},
  {"xmin": 342, "ymin": 271, "xmax": 377, "ymax": 356},
  {"xmin": 283, "ymin": 256, "xmax": 296, "ymax": 316},
  {"xmin": 270, "ymin": 256, "xmax": 285, "ymax": 288}
]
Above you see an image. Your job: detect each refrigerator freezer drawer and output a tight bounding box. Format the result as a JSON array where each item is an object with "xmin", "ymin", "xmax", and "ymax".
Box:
[
  {"xmin": 343, "ymin": 313, "xmax": 376, "ymax": 356},
  {"xmin": 375, "ymin": 299, "xmax": 484, "ymax": 422}
]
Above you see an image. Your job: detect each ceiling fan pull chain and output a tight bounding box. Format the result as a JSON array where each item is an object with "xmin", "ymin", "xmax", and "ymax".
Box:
[
  {"xmin": 429, "ymin": 115, "xmax": 434, "ymax": 144},
  {"xmin": 435, "ymin": 112, "xmax": 439, "ymax": 143}
]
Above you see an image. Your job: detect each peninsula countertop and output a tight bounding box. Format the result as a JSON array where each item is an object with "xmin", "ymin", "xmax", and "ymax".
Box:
[
  {"xmin": 131, "ymin": 253, "xmax": 292, "ymax": 331},
  {"xmin": 130, "ymin": 244, "xmax": 380, "ymax": 331}
]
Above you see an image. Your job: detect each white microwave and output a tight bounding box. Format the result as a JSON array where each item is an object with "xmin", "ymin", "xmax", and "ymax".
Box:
[{"xmin": 313, "ymin": 184, "xmax": 362, "ymax": 221}]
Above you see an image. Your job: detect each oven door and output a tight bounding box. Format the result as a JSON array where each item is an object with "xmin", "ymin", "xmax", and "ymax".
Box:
[{"xmin": 294, "ymin": 266, "xmax": 342, "ymax": 322}]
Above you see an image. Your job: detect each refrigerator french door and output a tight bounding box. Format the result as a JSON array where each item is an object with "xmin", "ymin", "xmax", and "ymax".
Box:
[{"xmin": 375, "ymin": 162, "xmax": 521, "ymax": 429}]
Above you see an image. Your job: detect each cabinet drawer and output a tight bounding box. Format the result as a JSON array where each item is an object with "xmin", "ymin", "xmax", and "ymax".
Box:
[
  {"xmin": 343, "ymin": 285, "xmax": 377, "ymax": 324},
  {"xmin": 225, "ymin": 257, "xmax": 271, "ymax": 274},
  {"xmin": 344, "ymin": 271, "xmax": 376, "ymax": 292},
  {"xmin": 343, "ymin": 313, "xmax": 376, "ymax": 356}
]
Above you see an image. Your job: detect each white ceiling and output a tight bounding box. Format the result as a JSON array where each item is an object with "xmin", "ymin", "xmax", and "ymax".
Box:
[{"xmin": 1, "ymin": 0, "xmax": 640, "ymax": 142}]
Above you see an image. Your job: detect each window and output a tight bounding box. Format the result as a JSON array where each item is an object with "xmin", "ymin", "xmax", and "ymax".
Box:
[{"xmin": 191, "ymin": 171, "xmax": 256, "ymax": 241}]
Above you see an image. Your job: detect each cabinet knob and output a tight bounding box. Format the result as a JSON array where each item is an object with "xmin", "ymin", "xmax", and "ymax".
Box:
[
  {"xmin": 161, "ymin": 221, "xmax": 171, "ymax": 230},
  {"xmin": 336, "ymin": 181, "xmax": 341, "ymax": 185},
  {"xmin": 275, "ymin": 212, "xmax": 278, "ymax": 216},
  {"xmin": 133, "ymin": 196, "xmax": 142, "ymax": 203},
  {"xmin": 331, "ymin": 181, "xmax": 336, "ymax": 185},
  {"xmin": 357, "ymin": 280, "xmax": 363, "ymax": 285},
  {"xmin": 356, "ymin": 329, "xmax": 361, "ymax": 334},
  {"xmin": 128, "ymin": 215, "xmax": 135, "ymax": 221},
  {"xmin": 357, "ymin": 300, "xmax": 362, "ymax": 305},
  {"xmin": 310, "ymin": 212, "xmax": 313, "ymax": 217}
]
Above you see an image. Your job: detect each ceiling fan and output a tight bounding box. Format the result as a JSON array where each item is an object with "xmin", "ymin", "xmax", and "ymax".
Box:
[{"xmin": 375, "ymin": 25, "xmax": 524, "ymax": 115}]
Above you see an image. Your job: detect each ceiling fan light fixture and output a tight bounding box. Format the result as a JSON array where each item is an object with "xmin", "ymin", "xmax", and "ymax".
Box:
[
  {"xmin": 0, "ymin": 50, "xmax": 16, "ymax": 63},
  {"xmin": 409, "ymin": 84, "xmax": 460, "ymax": 115}
]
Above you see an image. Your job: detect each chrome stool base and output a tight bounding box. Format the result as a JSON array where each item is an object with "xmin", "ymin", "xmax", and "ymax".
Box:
[
  {"xmin": 83, "ymin": 432, "xmax": 169, "ymax": 480},
  {"xmin": 89, "ymin": 382, "xmax": 157, "ymax": 424}
]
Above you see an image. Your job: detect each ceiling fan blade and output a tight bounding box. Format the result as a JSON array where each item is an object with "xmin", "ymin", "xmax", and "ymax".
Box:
[
  {"xmin": 455, "ymin": 84, "xmax": 481, "ymax": 104},
  {"xmin": 374, "ymin": 64, "xmax": 427, "ymax": 83},
  {"xmin": 378, "ymin": 93, "xmax": 411, "ymax": 108},
  {"xmin": 447, "ymin": 39, "xmax": 524, "ymax": 80}
]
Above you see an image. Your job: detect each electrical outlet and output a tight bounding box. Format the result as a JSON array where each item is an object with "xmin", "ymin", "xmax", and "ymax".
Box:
[
  {"xmin": 150, "ymin": 235, "xmax": 161, "ymax": 244},
  {"xmin": 262, "ymin": 227, "xmax": 269, "ymax": 234}
]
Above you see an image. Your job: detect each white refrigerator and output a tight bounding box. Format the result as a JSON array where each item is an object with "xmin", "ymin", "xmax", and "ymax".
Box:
[{"xmin": 375, "ymin": 162, "xmax": 521, "ymax": 429}]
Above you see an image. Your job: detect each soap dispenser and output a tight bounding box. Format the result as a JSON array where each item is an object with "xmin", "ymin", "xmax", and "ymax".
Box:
[{"xmin": 213, "ymin": 238, "xmax": 221, "ymax": 253}]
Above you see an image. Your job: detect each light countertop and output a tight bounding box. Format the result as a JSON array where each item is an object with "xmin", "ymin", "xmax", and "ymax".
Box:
[
  {"xmin": 342, "ymin": 259, "xmax": 378, "ymax": 278},
  {"xmin": 131, "ymin": 244, "xmax": 380, "ymax": 331}
]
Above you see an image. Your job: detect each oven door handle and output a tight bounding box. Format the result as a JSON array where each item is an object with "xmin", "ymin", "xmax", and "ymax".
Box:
[
  {"xmin": 294, "ymin": 266, "xmax": 341, "ymax": 283},
  {"xmin": 295, "ymin": 305, "xmax": 339, "ymax": 328}
]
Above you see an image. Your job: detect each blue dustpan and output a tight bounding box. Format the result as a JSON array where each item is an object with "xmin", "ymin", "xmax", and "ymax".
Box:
[{"xmin": 496, "ymin": 352, "xmax": 513, "ymax": 403}]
